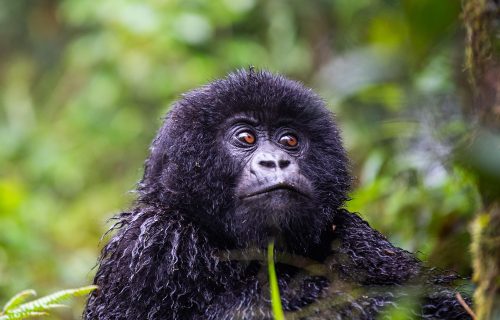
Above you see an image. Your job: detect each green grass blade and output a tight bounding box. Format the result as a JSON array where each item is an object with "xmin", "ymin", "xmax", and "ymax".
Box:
[{"xmin": 267, "ymin": 241, "xmax": 285, "ymax": 320}]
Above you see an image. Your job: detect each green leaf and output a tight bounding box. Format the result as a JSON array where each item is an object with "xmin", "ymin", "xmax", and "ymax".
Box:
[{"xmin": 267, "ymin": 241, "xmax": 285, "ymax": 320}]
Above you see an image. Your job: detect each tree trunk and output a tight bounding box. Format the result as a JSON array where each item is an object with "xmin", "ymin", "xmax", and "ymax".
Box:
[
  {"xmin": 471, "ymin": 204, "xmax": 500, "ymax": 319},
  {"xmin": 462, "ymin": 0, "xmax": 500, "ymax": 319}
]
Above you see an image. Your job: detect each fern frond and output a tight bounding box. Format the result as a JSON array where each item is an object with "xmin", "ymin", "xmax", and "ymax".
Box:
[
  {"xmin": 0, "ymin": 311, "xmax": 48, "ymax": 320},
  {"xmin": 1, "ymin": 285, "xmax": 97, "ymax": 320},
  {"xmin": 10, "ymin": 285, "xmax": 97, "ymax": 315},
  {"xmin": 2, "ymin": 290, "xmax": 37, "ymax": 313}
]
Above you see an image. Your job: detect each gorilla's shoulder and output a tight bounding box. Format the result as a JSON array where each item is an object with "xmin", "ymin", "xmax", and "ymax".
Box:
[{"xmin": 329, "ymin": 209, "xmax": 421, "ymax": 284}]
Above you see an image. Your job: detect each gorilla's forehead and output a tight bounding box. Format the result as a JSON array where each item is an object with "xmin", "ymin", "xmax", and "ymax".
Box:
[
  {"xmin": 178, "ymin": 69, "xmax": 333, "ymax": 131},
  {"xmin": 222, "ymin": 111, "xmax": 302, "ymax": 131}
]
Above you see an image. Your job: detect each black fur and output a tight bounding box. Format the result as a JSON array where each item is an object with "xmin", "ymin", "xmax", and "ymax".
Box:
[{"xmin": 84, "ymin": 70, "xmax": 471, "ymax": 319}]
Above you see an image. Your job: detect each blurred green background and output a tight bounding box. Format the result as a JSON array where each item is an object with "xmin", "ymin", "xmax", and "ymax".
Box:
[{"xmin": 0, "ymin": 0, "xmax": 482, "ymax": 318}]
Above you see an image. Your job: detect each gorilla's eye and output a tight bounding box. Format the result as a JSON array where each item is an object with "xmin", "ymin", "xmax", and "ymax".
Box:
[
  {"xmin": 279, "ymin": 134, "xmax": 299, "ymax": 148},
  {"xmin": 236, "ymin": 131, "xmax": 256, "ymax": 145}
]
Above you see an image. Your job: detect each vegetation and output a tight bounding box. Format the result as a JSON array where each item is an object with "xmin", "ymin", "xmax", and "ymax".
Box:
[
  {"xmin": 463, "ymin": 0, "xmax": 500, "ymax": 318},
  {"xmin": 268, "ymin": 242, "xmax": 285, "ymax": 320},
  {"xmin": 0, "ymin": 286, "xmax": 96, "ymax": 320},
  {"xmin": 0, "ymin": 0, "xmax": 498, "ymax": 319}
]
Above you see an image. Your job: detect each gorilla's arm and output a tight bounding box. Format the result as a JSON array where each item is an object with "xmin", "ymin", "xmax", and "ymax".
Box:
[
  {"xmin": 329, "ymin": 209, "xmax": 422, "ymax": 284},
  {"xmin": 204, "ymin": 269, "xmax": 330, "ymax": 319},
  {"xmin": 323, "ymin": 210, "xmax": 471, "ymax": 319},
  {"xmin": 84, "ymin": 206, "xmax": 229, "ymax": 319}
]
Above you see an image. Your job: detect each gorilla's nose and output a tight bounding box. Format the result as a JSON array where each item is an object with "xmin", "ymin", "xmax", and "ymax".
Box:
[
  {"xmin": 253, "ymin": 150, "xmax": 297, "ymax": 174},
  {"xmin": 258, "ymin": 159, "xmax": 291, "ymax": 169}
]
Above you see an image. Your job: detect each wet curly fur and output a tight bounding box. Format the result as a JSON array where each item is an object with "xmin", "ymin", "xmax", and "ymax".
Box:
[{"xmin": 84, "ymin": 70, "xmax": 471, "ymax": 319}]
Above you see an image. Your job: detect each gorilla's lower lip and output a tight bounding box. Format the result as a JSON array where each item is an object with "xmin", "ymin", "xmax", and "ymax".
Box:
[{"xmin": 241, "ymin": 183, "xmax": 309, "ymax": 199}]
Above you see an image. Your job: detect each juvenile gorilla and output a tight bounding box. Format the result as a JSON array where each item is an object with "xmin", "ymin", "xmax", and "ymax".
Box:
[{"xmin": 85, "ymin": 70, "xmax": 470, "ymax": 319}]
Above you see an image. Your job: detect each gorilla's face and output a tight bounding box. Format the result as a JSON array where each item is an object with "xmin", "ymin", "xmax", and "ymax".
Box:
[
  {"xmin": 139, "ymin": 70, "xmax": 351, "ymax": 252},
  {"xmin": 228, "ymin": 116, "xmax": 313, "ymax": 204},
  {"xmin": 222, "ymin": 115, "xmax": 317, "ymax": 247}
]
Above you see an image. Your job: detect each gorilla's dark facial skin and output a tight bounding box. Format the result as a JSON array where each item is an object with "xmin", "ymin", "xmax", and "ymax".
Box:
[
  {"xmin": 229, "ymin": 117, "xmax": 312, "ymax": 201},
  {"xmin": 224, "ymin": 115, "xmax": 318, "ymax": 249},
  {"xmin": 84, "ymin": 70, "xmax": 471, "ymax": 320}
]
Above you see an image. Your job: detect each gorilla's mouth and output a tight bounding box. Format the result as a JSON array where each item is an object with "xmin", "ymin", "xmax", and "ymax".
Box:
[{"xmin": 240, "ymin": 182, "xmax": 310, "ymax": 199}]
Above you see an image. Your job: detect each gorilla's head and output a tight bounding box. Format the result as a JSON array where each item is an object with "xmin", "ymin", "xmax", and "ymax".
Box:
[{"xmin": 139, "ymin": 69, "xmax": 350, "ymax": 252}]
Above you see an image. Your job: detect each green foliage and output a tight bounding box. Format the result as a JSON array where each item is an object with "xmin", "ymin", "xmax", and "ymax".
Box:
[
  {"xmin": 0, "ymin": 286, "xmax": 97, "ymax": 320},
  {"xmin": 378, "ymin": 295, "xmax": 419, "ymax": 320},
  {"xmin": 0, "ymin": 0, "xmax": 485, "ymax": 318}
]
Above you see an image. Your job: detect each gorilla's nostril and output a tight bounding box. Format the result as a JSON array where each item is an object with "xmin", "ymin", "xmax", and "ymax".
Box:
[
  {"xmin": 259, "ymin": 160, "xmax": 276, "ymax": 168},
  {"xmin": 278, "ymin": 160, "xmax": 290, "ymax": 169}
]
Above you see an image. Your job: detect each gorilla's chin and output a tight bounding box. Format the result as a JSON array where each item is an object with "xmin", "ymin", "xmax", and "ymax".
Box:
[
  {"xmin": 227, "ymin": 194, "xmax": 325, "ymax": 251},
  {"xmin": 241, "ymin": 188, "xmax": 308, "ymax": 211}
]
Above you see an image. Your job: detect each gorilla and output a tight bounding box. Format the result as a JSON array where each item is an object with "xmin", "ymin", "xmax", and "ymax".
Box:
[{"xmin": 84, "ymin": 69, "xmax": 471, "ymax": 319}]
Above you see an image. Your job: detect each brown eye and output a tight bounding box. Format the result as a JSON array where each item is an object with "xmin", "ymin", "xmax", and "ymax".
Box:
[
  {"xmin": 236, "ymin": 131, "xmax": 256, "ymax": 145},
  {"xmin": 279, "ymin": 134, "xmax": 298, "ymax": 148}
]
